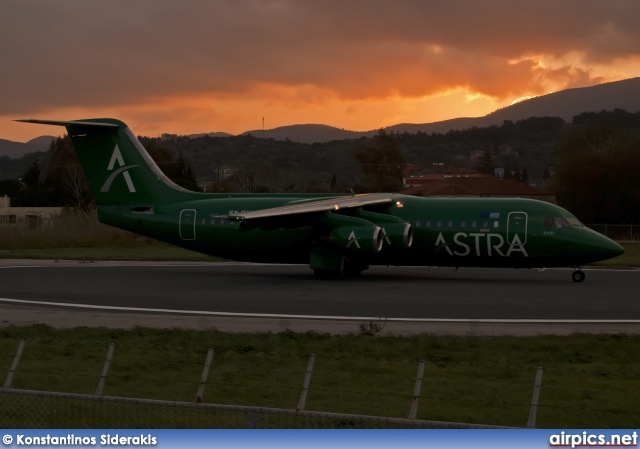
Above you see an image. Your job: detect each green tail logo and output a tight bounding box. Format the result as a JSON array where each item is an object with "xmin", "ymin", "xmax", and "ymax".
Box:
[
  {"xmin": 101, "ymin": 145, "xmax": 138, "ymax": 193},
  {"xmin": 16, "ymin": 118, "xmax": 200, "ymax": 206}
]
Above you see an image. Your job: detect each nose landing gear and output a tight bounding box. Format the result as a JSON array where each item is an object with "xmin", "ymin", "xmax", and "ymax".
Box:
[{"xmin": 572, "ymin": 269, "xmax": 585, "ymax": 283}]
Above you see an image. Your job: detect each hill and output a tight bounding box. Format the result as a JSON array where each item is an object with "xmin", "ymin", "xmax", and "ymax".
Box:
[
  {"xmin": 385, "ymin": 78, "xmax": 640, "ymax": 135},
  {"xmin": 0, "ymin": 135, "xmax": 54, "ymax": 158},
  {"xmin": 242, "ymin": 77, "xmax": 640, "ymax": 142},
  {"xmin": 187, "ymin": 131, "xmax": 233, "ymax": 138},
  {"xmin": 241, "ymin": 124, "xmax": 369, "ymax": 143},
  {"xmin": 5, "ymin": 78, "xmax": 640, "ymax": 148}
]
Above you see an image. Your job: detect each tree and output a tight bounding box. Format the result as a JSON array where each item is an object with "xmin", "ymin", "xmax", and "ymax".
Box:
[
  {"xmin": 64, "ymin": 165, "xmax": 90, "ymax": 208},
  {"xmin": 144, "ymin": 144, "xmax": 202, "ymax": 192},
  {"xmin": 551, "ymin": 123, "xmax": 640, "ymax": 223},
  {"xmin": 0, "ymin": 179, "xmax": 22, "ymax": 197},
  {"xmin": 46, "ymin": 135, "xmax": 87, "ymax": 206},
  {"xmin": 478, "ymin": 148, "xmax": 495, "ymax": 175},
  {"xmin": 330, "ymin": 173, "xmax": 337, "ymax": 192},
  {"xmin": 21, "ymin": 160, "xmax": 41, "ymax": 186},
  {"xmin": 353, "ymin": 129, "xmax": 406, "ymax": 191},
  {"xmin": 230, "ymin": 166, "xmax": 257, "ymax": 193}
]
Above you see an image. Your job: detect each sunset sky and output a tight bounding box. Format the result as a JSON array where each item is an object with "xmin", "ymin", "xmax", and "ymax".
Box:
[{"xmin": 2, "ymin": 0, "xmax": 640, "ymax": 142}]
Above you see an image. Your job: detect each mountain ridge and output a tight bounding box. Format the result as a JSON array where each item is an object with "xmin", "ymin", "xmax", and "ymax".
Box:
[
  {"xmin": 5, "ymin": 77, "xmax": 640, "ymax": 151},
  {"xmin": 0, "ymin": 135, "xmax": 55, "ymax": 159},
  {"xmin": 243, "ymin": 77, "xmax": 640, "ymax": 142}
]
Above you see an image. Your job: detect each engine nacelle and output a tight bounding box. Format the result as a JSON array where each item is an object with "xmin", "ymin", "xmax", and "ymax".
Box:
[
  {"xmin": 380, "ymin": 223, "xmax": 413, "ymax": 249},
  {"xmin": 351, "ymin": 209, "xmax": 413, "ymax": 250},
  {"xmin": 329, "ymin": 226, "xmax": 384, "ymax": 255}
]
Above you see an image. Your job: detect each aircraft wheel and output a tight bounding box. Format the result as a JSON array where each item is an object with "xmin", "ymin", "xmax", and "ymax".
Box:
[
  {"xmin": 572, "ymin": 270, "xmax": 585, "ymax": 283},
  {"xmin": 314, "ymin": 269, "xmax": 340, "ymax": 280}
]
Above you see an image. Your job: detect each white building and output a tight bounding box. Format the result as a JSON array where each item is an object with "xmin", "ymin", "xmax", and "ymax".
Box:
[{"xmin": 0, "ymin": 195, "xmax": 62, "ymax": 228}]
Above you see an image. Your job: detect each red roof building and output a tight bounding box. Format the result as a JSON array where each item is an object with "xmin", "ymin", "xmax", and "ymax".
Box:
[{"xmin": 401, "ymin": 165, "xmax": 555, "ymax": 203}]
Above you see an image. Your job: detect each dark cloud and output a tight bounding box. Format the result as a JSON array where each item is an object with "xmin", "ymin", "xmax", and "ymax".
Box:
[{"xmin": 1, "ymin": 0, "xmax": 639, "ymax": 114}]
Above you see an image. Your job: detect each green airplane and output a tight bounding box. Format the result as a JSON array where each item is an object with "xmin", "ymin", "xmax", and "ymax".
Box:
[{"xmin": 18, "ymin": 118, "xmax": 624, "ymax": 282}]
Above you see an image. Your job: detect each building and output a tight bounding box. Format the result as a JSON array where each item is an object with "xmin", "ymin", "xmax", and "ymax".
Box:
[
  {"xmin": 0, "ymin": 195, "xmax": 62, "ymax": 228},
  {"xmin": 400, "ymin": 165, "xmax": 555, "ymax": 203},
  {"xmin": 160, "ymin": 133, "xmax": 178, "ymax": 141},
  {"xmin": 404, "ymin": 164, "xmax": 484, "ymax": 187}
]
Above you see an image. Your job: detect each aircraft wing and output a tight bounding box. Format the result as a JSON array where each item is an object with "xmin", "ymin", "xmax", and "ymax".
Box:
[{"xmin": 220, "ymin": 193, "xmax": 395, "ymax": 221}]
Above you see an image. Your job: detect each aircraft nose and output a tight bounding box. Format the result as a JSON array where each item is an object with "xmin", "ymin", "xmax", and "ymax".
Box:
[{"xmin": 595, "ymin": 235, "xmax": 624, "ymax": 261}]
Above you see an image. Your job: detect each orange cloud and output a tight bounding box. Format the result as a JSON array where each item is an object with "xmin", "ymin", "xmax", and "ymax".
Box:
[{"xmin": 2, "ymin": 0, "xmax": 640, "ymax": 141}]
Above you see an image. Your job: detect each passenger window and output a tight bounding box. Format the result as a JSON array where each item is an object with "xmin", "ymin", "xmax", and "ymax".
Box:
[
  {"xmin": 554, "ymin": 217, "xmax": 569, "ymax": 228},
  {"xmin": 426, "ymin": 220, "xmax": 431, "ymax": 228},
  {"xmin": 461, "ymin": 221, "xmax": 466, "ymax": 228},
  {"xmin": 447, "ymin": 220, "xmax": 453, "ymax": 228},
  {"xmin": 437, "ymin": 220, "xmax": 442, "ymax": 227},
  {"xmin": 544, "ymin": 216, "xmax": 553, "ymax": 228},
  {"xmin": 471, "ymin": 221, "xmax": 477, "ymax": 228},
  {"xmin": 416, "ymin": 220, "xmax": 421, "ymax": 227},
  {"xmin": 482, "ymin": 221, "xmax": 488, "ymax": 228}
]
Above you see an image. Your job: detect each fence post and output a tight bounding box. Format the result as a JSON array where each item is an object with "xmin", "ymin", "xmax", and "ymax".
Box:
[
  {"xmin": 297, "ymin": 353, "xmax": 316, "ymax": 411},
  {"xmin": 95, "ymin": 343, "xmax": 115, "ymax": 397},
  {"xmin": 3, "ymin": 339, "xmax": 26, "ymax": 389},
  {"xmin": 527, "ymin": 366, "xmax": 544, "ymax": 428},
  {"xmin": 194, "ymin": 348, "xmax": 214, "ymax": 403},
  {"xmin": 408, "ymin": 359, "xmax": 426, "ymax": 419}
]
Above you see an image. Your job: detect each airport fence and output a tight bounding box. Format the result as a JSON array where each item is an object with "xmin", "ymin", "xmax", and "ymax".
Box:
[
  {"xmin": 587, "ymin": 224, "xmax": 640, "ymax": 241},
  {"xmin": 1, "ymin": 339, "xmax": 639, "ymax": 428}
]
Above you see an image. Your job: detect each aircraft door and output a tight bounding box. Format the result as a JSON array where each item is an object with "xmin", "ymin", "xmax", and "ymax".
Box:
[
  {"xmin": 179, "ymin": 209, "xmax": 196, "ymax": 240},
  {"xmin": 507, "ymin": 211, "xmax": 528, "ymax": 245}
]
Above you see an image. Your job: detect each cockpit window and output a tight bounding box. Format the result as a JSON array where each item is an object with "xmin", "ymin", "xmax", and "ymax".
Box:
[
  {"xmin": 565, "ymin": 217, "xmax": 584, "ymax": 227},
  {"xmin": 545, "ymin": 215, "xmax": 580, "ymax": 229},
  {"xmin": 553, "ymin": 217, "xmax": 570, "ymax": 228}
]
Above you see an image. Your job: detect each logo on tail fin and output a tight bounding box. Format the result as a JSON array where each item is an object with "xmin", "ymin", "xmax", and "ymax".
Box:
[{"xmin": 100, "ymin": 145, "xmax": 138, "ymax": 193}]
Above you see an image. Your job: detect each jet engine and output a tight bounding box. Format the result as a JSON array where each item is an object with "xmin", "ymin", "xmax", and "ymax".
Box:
[
  {"xmin": 352, "ymin": 209, "xmax": 413, "ymax": 250},
  {"xmin": 379, "ymin": 222, "xmax": 413, "ymax": 249},
  {"xmin": 329, "ymin": 225, "xmax": 384, "ymax": 255}
]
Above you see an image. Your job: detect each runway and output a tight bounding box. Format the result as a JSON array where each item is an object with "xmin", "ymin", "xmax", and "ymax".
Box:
[{"xmin": 1, "ymin": 260, "xmax": 639, "ymax": 335}]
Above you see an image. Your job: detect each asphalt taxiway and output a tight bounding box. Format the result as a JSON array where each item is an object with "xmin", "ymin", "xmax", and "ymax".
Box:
[{"xmin": 1, "ymin": 260, "xmax": 639, "ymax": 335}]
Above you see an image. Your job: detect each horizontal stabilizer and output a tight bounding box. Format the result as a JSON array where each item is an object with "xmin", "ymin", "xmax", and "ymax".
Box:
[{"xmin": 15, "ymin": 119, "xmax": 119, "ymax": 128}]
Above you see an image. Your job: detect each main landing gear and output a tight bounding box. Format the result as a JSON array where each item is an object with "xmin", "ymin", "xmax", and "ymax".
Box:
[
  {"xmin": 343, "ymin": 259, "xmax": 369, "ymax": 278},
  {"xmin": 310, "ymin": 247, "xmax": 370, "ymax": 280},
  {"xmin": 313, "ymin": 261, "xmax": 369, "ymax": 280},
  {"xmin": 572, "ymin": 268, "xmax": 585, "ymax": 283}
]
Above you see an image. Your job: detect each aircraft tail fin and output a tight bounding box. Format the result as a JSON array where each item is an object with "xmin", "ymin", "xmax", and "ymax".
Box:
[{"xmin": 16, "ymin": 118, "xmax": 194, "ymax": 205}]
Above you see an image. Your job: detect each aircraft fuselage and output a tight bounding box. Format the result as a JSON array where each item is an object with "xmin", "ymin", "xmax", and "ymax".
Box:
[{"xmin": 98, "ymin": 194, "xmax": 623, "ymax": 270}]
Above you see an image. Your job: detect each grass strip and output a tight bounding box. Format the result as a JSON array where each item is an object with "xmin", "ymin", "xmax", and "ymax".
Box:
[
  {"xmin": 1, "ymin": 326, "xmax": 639, "ymax": 428},
  {"xmin": 0, "ymin": 245, "xmax": 217, "ymax": 261}
]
